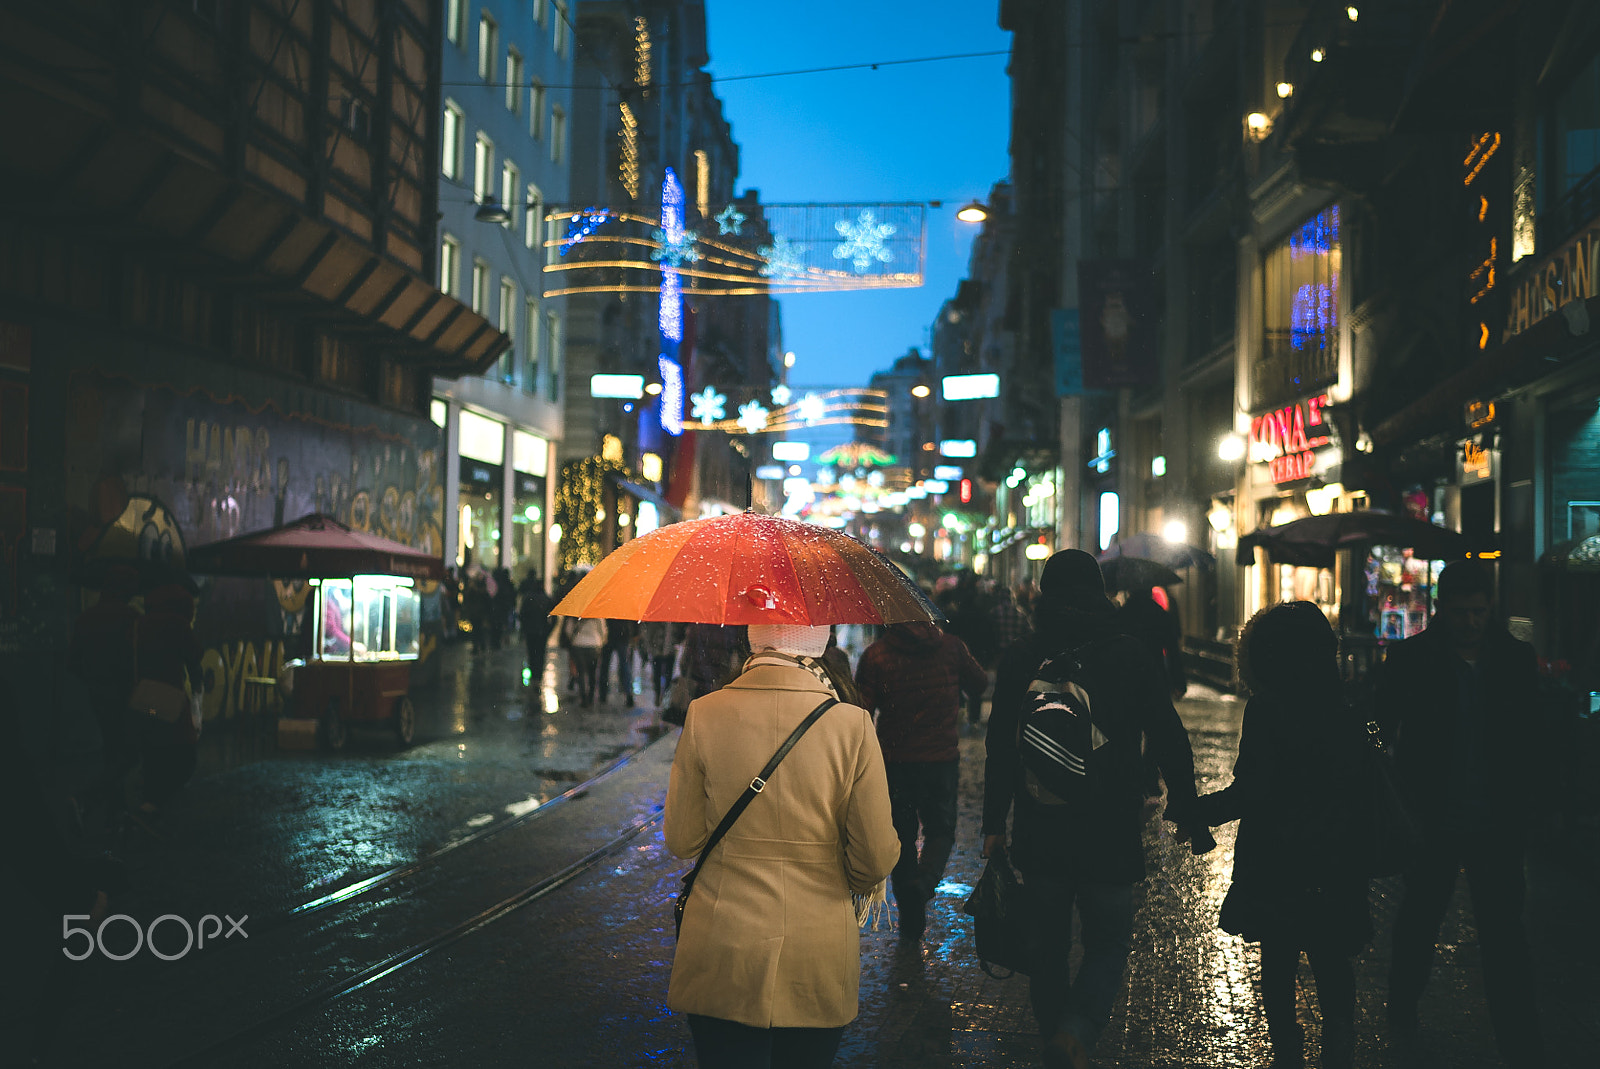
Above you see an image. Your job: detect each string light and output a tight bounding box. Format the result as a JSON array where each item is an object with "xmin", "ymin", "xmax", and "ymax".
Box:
[
  {"xmin": 618, "ymin": 103, "xmax": 640, "ymax": 200},
  {"xmin": 554, "ymin": 454, "xmax": 635, "ymax": 571}
]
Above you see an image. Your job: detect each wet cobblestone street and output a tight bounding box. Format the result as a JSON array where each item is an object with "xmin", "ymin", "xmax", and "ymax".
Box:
[{"xmin": 38, "ymin": 646, "xmax": 1600, "ymax": 1068}]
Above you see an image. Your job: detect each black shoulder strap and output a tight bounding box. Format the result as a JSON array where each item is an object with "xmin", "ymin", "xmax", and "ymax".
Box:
[{"xmin": 681, "ymin": 696, "xmax": 837, "ymax": 898}]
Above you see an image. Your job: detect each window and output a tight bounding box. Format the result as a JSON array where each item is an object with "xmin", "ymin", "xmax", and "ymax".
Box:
[
  {"xmin": 497, "ymin": 277, "xmax": 518, "ymax": 384},
  {"xmin": 544, "ymin": 310, "xmax": 561, "ymax": 400},
  {"xmin": 446, "ymin": 0, "xmax": 464, "ymax": 45},
  {"xmin": 471, "ymin": 259, "xmax": 489, "ymax": 314},
  {"xmin": 525, "ymin": 183, "xmax": 544, "ymax": 249},
  {"xmin": 501, "ymin": 160, "xmax": 519, "ymax": 231},
  {"xmin": 505, "ymin": 48, "xmax": 522, "ymax": 113},
  {"xmin": 440, "ymin": 234, "xmax": 460, "ymax": 296},
  {"xmin": 478, "ymin": 13, "xmax": 497, "ymax": 82},
  {"xmin": 1551, "ymin": 52, "xmax": 1600, "ymax": 200},
  {"xmin": 533, "ymin": 0, "xmax": 547, "ymax": 26},
  {"xmin": 553, "ymin": 1, "xmax": 569, "ymax": 57},
  {"xmin": 442, "ymin": 102, "xmax": 463, "ymax": 179},
  {"xmin": 474, "ymin": 133, "xmax": 494, "ymax": 203},
  {"xmin": 524, "ymin": 297, "xmax": 540, "ymax": 393},
  {"xmin": 529, "ymin": 80, "xmax": 546, "ymax": 140},
  {"xmin": 551, "ymin": 105, "xmax": 566, "ymax": 164},
  {"xmin": 1258, "ymin": 205, "xmax": 1340, "ymax": 407}
]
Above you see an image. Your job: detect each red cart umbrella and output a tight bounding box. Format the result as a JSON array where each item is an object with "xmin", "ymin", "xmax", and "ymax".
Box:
[
  {"xmin": 185, "ymin": 513, "xmax": 445, "ymax": 581},
  {"xmin": 552, "ymin": 512, "xmax": 937, "ymax": 624}
]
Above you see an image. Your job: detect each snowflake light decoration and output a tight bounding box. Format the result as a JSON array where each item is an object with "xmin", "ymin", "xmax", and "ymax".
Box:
[
  {"xmin": 715, "ymin": 204, "xmax": 746, "ymax": 236},
  {"xmin": 770, "ymin": 384, "xmax": 792, "ymax": 406},
  {"xmin": 758, "ymin": 236, "xmax": 806, "ymax": 279},
  {"xmin": 658, "ymin": 354, "xmax": 684, "ymax": 436},
  {"xmin": 797, "ymin": 392, "xmax": 826, "ymax": 424},
  {"xmin": 651, "ymin": 227, "xmax": 701, "ymax": 269},
  {"xmin": 690, "ymin": 387, "xmax": 726, "ymax": 425},
  {"xmin": 833, "ymin": 210, "xmax": 896, "ymax": 273},
  {"xmin": 560, "ymin": 208, "xmax": 613, "ymax": 255},
  {"xmin": 737, "ymin": 400, "xmax": 770, "ymax": 434}
]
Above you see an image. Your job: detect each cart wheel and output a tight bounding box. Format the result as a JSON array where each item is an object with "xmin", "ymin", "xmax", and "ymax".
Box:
[
  {"xmin": 392, "ymin": 695, "xmax": 416, "ymax": 747},
  {"xmin": 320, "ymin": 697, "xmax": 347, "ymax": 752}
]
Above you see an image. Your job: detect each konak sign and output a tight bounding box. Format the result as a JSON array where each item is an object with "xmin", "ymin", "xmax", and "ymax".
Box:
[{"xmin": 1250, "ymin": 393, "xmax": 1334, "ymax": 484}]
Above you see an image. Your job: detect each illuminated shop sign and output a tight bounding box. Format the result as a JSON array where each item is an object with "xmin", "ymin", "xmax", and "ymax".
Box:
[
  {"xmin": 1250, "ymin": 393, "xmax": 1333, "ymax": 484},
  {"xmin": 1464, "ymin": 400, "xmax": 1498, "ymax": 430},
  {"xmin": 1503, "ymin": 213, "xmax": 1600, "ymax": 341},
  {"xmin": 1461, "ymin": 436, "xmax": 1492, "ymax": 481}
]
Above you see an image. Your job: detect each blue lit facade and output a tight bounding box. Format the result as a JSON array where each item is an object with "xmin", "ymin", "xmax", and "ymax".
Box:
[{"xmin": 431, "ymin": 0, "xmax": 574, "ymax": 586}]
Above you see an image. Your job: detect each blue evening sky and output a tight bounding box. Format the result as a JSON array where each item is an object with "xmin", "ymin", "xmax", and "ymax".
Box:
[{"xmin": 703, "ymin": 1, "xmax": 1012, "ymax": 388}]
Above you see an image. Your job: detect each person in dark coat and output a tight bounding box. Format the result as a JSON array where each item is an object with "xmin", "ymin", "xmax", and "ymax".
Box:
[
  {"xmin": 132, "ymin": 584, "xmax": 204, "ymax": 811},
  {"xmin": 518, "ymin": 575, "xmax": 554, "ymax": 673},
  {"xmin": 1375, "ymin": 560, "xmax": 1548, "ymax": 1068},
  {"xmin": 462, "ymin": 573, "xmax": 492, "ymax": 655},
  {"xmin": 982, "ymin": 550, "xmax": 1209, "ymax": 1069},
  {"xmin": 490, "ymin": 567, "xmax": 516, "ymax": 649},
  {"xmin": 598, "ymin": 618, "xmax": 638, "ymax": 706},
  {"xmin": 1196, "ymin": 601, "xmax": 1370, "ymax": 1069},
  {"xmin": 1118, "ymin": 586, "xmax": 1187, "ymax": 700},
  {"xmin": 67, "ymin": 564, "xmax": 142, "ymax": 829},
  {"xmin": 855, "ymin": 620, "xmax": 987, "ymax": 938}
]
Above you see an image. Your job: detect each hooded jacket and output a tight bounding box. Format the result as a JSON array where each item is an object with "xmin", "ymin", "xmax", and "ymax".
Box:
[
  {"xmin": 855, "ymin": 623, "xmax": 987, "ymax": 763},
  {"xmin": 982, "ymin": 597, "xmax": 1200, "ymax": 883}
]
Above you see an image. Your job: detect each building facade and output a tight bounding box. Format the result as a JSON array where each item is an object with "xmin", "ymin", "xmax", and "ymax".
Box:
[
  {"xmin": 432, "ymin": 0, "xmax": 574, "ymax": 588},
  {"xmin": 0, "ymin": 1, "xmax": 502, "ymax": 729}
]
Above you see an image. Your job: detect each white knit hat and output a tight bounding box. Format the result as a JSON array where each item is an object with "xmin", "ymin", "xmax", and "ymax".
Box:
[{"xmin": 747, "ymin": 623, "xmax": 832, "ymax": 659}]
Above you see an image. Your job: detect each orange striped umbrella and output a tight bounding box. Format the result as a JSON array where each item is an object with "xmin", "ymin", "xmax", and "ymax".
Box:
[{"xmin": 551, "ymin": 512, "xmax": 937, "ymax": 624}]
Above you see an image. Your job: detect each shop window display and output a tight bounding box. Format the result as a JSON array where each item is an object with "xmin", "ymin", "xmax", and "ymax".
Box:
[{"xmin": 1366, "ymin": 547, "xmax": 1442, "ymax": 640}]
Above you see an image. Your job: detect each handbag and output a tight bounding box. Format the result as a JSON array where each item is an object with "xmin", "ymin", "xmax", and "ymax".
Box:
[
  {"xmin": 674, "ymin": 697, "xmax": 837, "ymax": 938},
  {"xmin": 1357, "ymin": 720, "xmax": 1422, "ymax": 876},
  {"xmin": 962, "ymin": 849, "xmax": 1031, "ymax": 978}
]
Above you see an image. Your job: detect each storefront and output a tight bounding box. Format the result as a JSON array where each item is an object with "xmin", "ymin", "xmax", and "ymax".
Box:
[
  {"xmin": 456, "ymin": 408, "xmax": 505, "ymax": 572},
  {"xmin": 508, "ymin": 429, "xmax": 548, "ymax": 580},
  {"xmin": 1244, "ymin": 390, "xmax": 1344, "ymax": 622}
]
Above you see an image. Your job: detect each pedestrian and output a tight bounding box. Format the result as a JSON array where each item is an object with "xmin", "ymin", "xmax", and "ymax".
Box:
[
  {"xmin": 666, "ymin": 623, "xmax": 900, "ymax": 1069},
  {"xmin": 1118, "ymin": 585, "xmax": 1187, "ymax": 701},
  {"xmin": 988, "ymin": 584, "xmax": 1030, "ymax": 663},
  {"xmin": 981, "ymin": 549, "xmax": 1210, "ymax": 1069},
  {"xmin": 1195, "ymin": 601, "xmax": 1370, "ymax": 1069},
  {"xmin": 819, "ymin": 627, "xmax": 862, "ymax": 708},
  {"xmin": 490, "ymin": 566, "xmax": 515, "ymax": 649},
  {"xmin": 942, "ymin": 571, "xmax": 991, "ymax": 725},
  {"xmin": 131, "ymin": 583, "xmax": 204, "ymax": 814},
  {"xmin": 67, "ymin": 563, "xmax": 142, "ymax": 831},
  {"xmin": 560, "ymin": 615, "xmax": 606, "ymax": 707},
  {"xmin": 440, "ymin": 566, "xmax": 460, "ymax": 637},
  {"xmin": 598, "ymin": 618, "xmax": 638, "ymax": 706},
  {"xmin": 552, "ymin": 568, "xmax": 583, "ymax": 691},
  {"xmin": 462, "ymin": 573, "xmax": 491, "ymax": 655},
  {"xmin": 1375, "ymin": 559, "xmax": 1548, "ymax": 1068},
  {"xmin": 639, "ymin": 620, "xmax": 678, "ymax": 706},
  {"xmin": 854, "ymin": 619, "xmax": 987, "ymax": 939},
  {"xmin": 518, "ymin": 574, "xmax": 554, "ymax": 674}
]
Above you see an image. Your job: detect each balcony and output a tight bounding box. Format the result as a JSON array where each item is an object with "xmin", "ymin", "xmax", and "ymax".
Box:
[
  {"xmin": 1252, "ymin": 329, "xmax": 1338, "ymax": 410},
  {"xmin": 1538, "ymin": 166, "xmax": 1600, "ymax": 253}
]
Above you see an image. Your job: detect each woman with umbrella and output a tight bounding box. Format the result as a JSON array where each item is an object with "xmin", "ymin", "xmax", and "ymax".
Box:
[{"xmin": 553, "ymin": 513, "xmax": 924, "ymax": 1067}]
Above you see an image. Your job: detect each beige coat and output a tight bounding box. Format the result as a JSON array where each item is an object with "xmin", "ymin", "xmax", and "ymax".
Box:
[{"xmin": 665, "ymin": 658, "xmax": 899, "ymax": 1029}]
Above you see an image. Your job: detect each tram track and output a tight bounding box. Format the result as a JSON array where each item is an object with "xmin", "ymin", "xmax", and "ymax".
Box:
[{"xmin": 166, "ymin": 802, "xmax": 666, "ymax": 1068}]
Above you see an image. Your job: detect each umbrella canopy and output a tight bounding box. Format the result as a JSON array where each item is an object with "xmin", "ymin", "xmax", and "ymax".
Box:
[
  {"xmin": 185, "ymin": 513, "xmax": 445, "ymax": 581},
  {"xmin": 1100, "ymin": 557, "xmax": 1184, "ymax": 592},
  {"xmin": 1098, "ymin": 533, "xmax": 1215, "ymax": 571},
  {"xmin": 552, "ymin": 512, "xmax": 937, "ymax": 625},
  {"xmin": 1235, "ymin": 510, "xmax": 1468, "ymax": 569},
  {"xmin": 1541, "ymin": 534, "xmax": 1600, "ymax": 573}
]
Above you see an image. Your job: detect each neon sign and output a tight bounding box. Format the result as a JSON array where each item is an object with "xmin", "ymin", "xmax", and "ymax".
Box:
[{"xmin": 1250, "ymin": 393, "xmax": 1333, "ymax": 484}]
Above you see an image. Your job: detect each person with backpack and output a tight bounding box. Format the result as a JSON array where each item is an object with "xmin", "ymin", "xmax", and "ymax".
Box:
[
  {"xmin": 981, "ymin": 549, "xmax": 1211, "ymax": 1069},
  {"xmin": 854, "ymin": 620, "xmax": 988, "ymax": 940},
  {"xmin": 1194, "ymin": 602, "xmax": 1371, "ymax": 1069}
]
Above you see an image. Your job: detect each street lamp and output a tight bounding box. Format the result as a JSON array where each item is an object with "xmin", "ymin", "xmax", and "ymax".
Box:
[
  {"xmin": 473, "ymin": 193, "xmax": 511, "ymax": 225},
  {"xmin": 911, "ymin": 383, "xmax": 931, "ymax": 398},
  {"xmin": 956, "ymin": 200, "xmax": 988, "ymax": 223}
]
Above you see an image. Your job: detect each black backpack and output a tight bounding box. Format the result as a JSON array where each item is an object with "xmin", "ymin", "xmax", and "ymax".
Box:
[{"xmin": 1017, "ymin": 643, "xmax": 1116, "ymax": 808}]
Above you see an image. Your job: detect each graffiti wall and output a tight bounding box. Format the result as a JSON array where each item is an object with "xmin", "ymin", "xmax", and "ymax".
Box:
[{"xmin": 67, "ymin": 371, "xmax": 447, "ymax": 723}]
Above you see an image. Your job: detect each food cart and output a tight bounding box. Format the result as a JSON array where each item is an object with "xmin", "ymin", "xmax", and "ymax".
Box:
[{"xmin": 185, "ymin": 513, "xmax": 445, "ymax": 751}]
